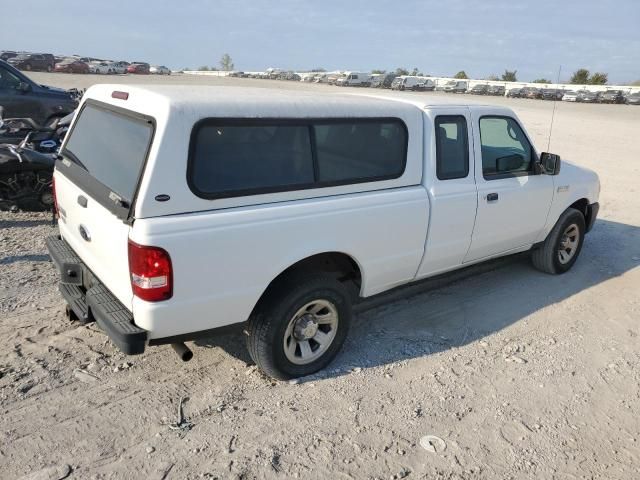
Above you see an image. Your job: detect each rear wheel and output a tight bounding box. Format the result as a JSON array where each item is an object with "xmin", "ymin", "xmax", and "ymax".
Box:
[
  {"xmin": 246, "ymin": 273, "xmax": 352, "ymax": 380},
  {"xmin": 25, "ymin": 63, "xmax": 32, "ymax": 71},
  {"xmin": 532, "ymin": 208, "xmax": 585, "ymax": 274},
  {"xmin": 46, "ymin": 65, "xmax": 52, "ymax": 72}
]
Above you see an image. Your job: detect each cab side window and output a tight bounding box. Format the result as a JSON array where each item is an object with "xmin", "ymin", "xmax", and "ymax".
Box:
[
  {"xmin": 480, "ymin": 116, "xmax": 533, "ymax": 178},
  {"xmin": 435, "ymin": 115, "xmax": 469, "ymax": 180}
]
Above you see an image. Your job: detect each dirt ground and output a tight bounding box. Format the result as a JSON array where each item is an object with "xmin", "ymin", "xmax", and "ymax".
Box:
[{"xmin": 1, "ymin": 74, "xmax": 639, "ymax": 480}]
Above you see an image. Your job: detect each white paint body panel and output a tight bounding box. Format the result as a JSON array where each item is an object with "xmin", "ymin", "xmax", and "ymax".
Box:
[
  {"xmin": 54, "ymin": 85, "xmax": 600, "ymax": 341},
  {"xmin": 131, "ymin": 188, "xmax": 429, "ymax": 338}
]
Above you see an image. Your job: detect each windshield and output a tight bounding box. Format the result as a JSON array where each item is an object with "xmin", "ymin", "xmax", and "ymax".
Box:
[{"xmin": 63, "ymin": 103, "xmax": 153, "ymax": 201}]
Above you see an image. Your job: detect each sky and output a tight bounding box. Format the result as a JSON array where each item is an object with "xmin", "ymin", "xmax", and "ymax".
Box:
[{"xmin": 2, "ymin": 0, "xmax": 639, "ymax": 84}]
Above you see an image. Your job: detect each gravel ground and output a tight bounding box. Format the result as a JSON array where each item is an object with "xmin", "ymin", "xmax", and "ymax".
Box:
[{"xmin": 1, "ymin": 74, "xmax": 639, "ymax": 480}]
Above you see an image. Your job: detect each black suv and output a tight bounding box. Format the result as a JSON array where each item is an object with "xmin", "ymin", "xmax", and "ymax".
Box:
[
  {"xmin": 7, "ymin": 53, "xmax": 55, "ymax": 72},
  {"xmin": 0, "ymin": 59, "xmax": 77, "ymax": 125}
]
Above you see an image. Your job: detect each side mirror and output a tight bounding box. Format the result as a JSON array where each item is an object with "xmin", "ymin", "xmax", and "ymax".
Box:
[
  {"xmin": 17, "ymin": 81, "xmax": 31, "ymax": 93},
  {"xmin": 538, "ymin": 152, "xmax": 561, "ymax": 175}
]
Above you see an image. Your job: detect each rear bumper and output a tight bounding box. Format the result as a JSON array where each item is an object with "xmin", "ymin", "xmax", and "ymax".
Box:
[
  {"xmin": 46, "ymin": 235, "xmax": 147, "ymax": 354},
  {"xmin": 586, "ymin": 202, "xmax": 599, "ymax": 233}
]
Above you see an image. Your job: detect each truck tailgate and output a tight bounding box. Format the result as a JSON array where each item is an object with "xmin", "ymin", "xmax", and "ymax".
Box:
[{"xmin": 55, "ymin": 171, "xmax": 133, "ymax": 309}]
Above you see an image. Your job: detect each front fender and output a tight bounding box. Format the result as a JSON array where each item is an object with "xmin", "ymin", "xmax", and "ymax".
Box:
[{"xmin": 535, "ymin": 161, "xmax": 600, "ymax": 242}]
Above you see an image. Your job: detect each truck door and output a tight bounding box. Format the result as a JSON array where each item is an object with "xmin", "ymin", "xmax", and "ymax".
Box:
[
  {"xmin": 416, "ymin": 108, "xmax": 478, "ymax": 278},
  {"xmin": 464, "ymin": 108, "xmax": 554, "ymax": 262}
]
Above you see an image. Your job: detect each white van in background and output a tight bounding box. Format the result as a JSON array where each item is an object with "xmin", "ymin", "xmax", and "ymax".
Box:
[
  {"xmin": 438, "ymin": 80, "xmax": 469, "ymax": 93},
  {"xmin": 391, "ymin": 76, "xmax": 435, "ymax": 91},
  {"xmin": 336, "ymin": 72, "xmax": 371, "ymax": 87}
]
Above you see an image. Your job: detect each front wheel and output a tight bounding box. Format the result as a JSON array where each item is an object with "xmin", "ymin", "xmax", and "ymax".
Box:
[
  {"xmin": 246, "ymin": 273, "xmax": 352, "ymax": 380},
  {"xmin": 532, "ymin": 208, "xmax": 585, "ymax": 274}
]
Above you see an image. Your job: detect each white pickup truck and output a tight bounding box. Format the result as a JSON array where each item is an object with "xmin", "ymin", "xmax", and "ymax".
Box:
[{"xmin": 46, "ymin": 85, "xmax": 600, "ymax": 379}]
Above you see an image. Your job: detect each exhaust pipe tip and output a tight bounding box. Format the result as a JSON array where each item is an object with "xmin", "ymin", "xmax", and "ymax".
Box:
[{"xmin": 171, "ymin": 342, "xmax": 193, "ymax": 362}]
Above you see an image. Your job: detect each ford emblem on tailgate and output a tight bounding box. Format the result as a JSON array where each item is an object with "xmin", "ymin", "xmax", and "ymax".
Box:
[{"xmin": 78, "ymin": 224, "xmax": 91, "ymax": 242}]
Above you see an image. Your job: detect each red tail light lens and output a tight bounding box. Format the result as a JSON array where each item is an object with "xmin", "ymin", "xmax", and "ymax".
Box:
[{"xmin": 128, "ymin": 240, "xmax": 173, "ymax": 302}]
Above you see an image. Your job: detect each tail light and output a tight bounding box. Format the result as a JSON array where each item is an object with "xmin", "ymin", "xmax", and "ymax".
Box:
[{"xmin": 128, "ymin": 239, "xmax": 173, "ymax": 302}]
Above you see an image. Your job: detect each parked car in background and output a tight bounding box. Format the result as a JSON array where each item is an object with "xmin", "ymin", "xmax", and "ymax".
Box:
[
  {"xmin": 0, "ymin": 59, "xmax": 78, "ymax": 125},
  {"xmin": 107, "ymin": 61, "xmax": 129, "ymax": 74},
  {"xmin": 506, "ymin": 87, "xmax": 523, "ymax": 98},
  {"xmin": 370, "ymin": 73, "xmax": 397, "ymax": 88},
  {"xmin": 7, "ymin": 53, "xmax": 55, "ymax": 72},
  {"xmin": 88, "ymin": 62, "xmax": 112, "ymax": 74},
  {"xmin": 281, "ymin": 72, "xmax": 301, "ymax": 81},
  {"xmin": 562, "ymin": 91, "xmax": 579, "ymax": 102},
  {"xmin": 541, "ymin": 88, "xmax": 564, "ymax": 100},
  {"xmin": 150, "ymin": 65, "xmax": 171, "ymax": 75},
  {"xmin": 626, "ymin": 92, "xmax": 640, "ymax": 105},
  {"xmin": 327, "ymin": 73, "xmax": 344, "ymax": 85},
  {"xmin": 369, "ymin": 74, "xmax": 384, "ymax": 87},
  {"xmin": 0, "ymin": 51, "xmax": 18, "ymax": 61},
  {"xmin": 336, "ymin": 72, "xmax": 371, "ymax": 87},
  {"xmin": 598, "ymin": 90, "xmax": 625, "ymax": 104},
  {"xmin": 127, "ymin": 63, "xmax": 150, "ymax": 74},
  {"xmin": 468, "ymin": 84, "xmax": 489, "ymax": 95},
  {"xmin": 523, "ymin": 87, "xmax": 542, "ymax": 99},
  {"xmin": 577, "ymin": 90, "xmax": 598, "ymax": 103},
  {"xmin": 391, "ymin": 76, "xmax": 433, "ymax": 91},
  {"xmin": 54, "ymin": 59, "xmax": 90, "ymax": 74},
  {"xmin": 47, "ymin": 84, "xmax": 599, "ymax": 379},
  {"xmin": 438, "ymin": 80, "xmax": 468, "ymax": 93},
  {"xmin": 486, "ymin": 85, "xmax": 506, "ymax": 96},
  {"xmin": 313, "ymin": 73, "xmax": 329, "ymax": 83}
]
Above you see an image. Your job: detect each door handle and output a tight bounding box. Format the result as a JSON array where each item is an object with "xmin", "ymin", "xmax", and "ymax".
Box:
[{"xmin": 486, "ymin": 193, "xmax": 499, "ymax": 202}]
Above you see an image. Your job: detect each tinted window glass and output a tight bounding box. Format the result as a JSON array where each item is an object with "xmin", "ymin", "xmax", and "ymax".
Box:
[
  {"xmin": 435, "ymin": 116, "xmax": 469, "ymax": 180},
  {"xmin": 189, "ymin": 119, "xmax": 407, "ymax": 198},
  {"xmin": 314, "ymin": 121, "xmax": 406, "ymax": 182},
  {"xmin": 190, "ymin": 124, "xmax": 314, "ymax": 195},
  {"xmin": 479, "ymin": 116, "xmax": 532, "ymax": 177},
  {"xmin": 64, "ymin": 104, "xmax": 153, "ymax": 200},
  {"xmin": 0, "ymin": 65, "xmax": 21, "ymax": 89}
]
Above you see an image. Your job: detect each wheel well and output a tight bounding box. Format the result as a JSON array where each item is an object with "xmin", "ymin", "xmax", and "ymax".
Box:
[
  {"xmin": 569, "ymin": 198, "xmax": 589, "ymax": 218},
  {"xmin": 251, "ymin": 253, "xmax": 362, "ymax": 314}
]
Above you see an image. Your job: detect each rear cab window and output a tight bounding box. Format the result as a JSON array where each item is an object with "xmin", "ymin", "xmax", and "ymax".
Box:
[
  {"xmin": 59, "ymin": 100, "xmax": 155, "ymax": 220},
  {"xmin": 434, "ymin": 116, "xmax": 469, "ymax": 180}
]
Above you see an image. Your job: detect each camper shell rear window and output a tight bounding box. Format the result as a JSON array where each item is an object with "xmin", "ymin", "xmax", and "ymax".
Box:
[
  {"xmin": 59, "ymin": 100, "xmax": 155, "ymax": 221},
  {"xmin": 187, "ymin": 118, "xmax": 408, "ymax": 199}
]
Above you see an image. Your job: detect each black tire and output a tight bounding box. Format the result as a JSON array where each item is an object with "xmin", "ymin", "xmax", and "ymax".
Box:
[
  {"xmin": 25, "ymin": 63, "xmax": 32, "ymax": 71},
  {"xmin": 47, "ymin": 65, "xmax": 52, "ymax": 72},
  {"xmin": 532, "ymin": 208, "xmax": 585, "ymax": 274},
  {"xmin": 246, "ymin": 273, "xmax": 352, "ymax": 380}
]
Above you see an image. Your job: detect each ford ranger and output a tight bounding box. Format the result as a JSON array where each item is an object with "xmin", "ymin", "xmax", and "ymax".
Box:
[{"xmin": 46, "ymin": 85, "xmax": 600, "ymax": 379}]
